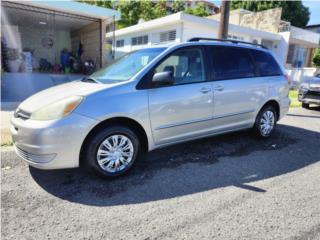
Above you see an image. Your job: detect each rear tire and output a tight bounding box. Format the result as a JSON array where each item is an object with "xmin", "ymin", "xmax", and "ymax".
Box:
[
  {"xmin": 302, "ymin": 102, "xmax": 310, "ymax": 109},
  {"xmin": 83, "ymin": 125, "xmax": 140, "ymax": 178},
  {"xmin": 252, "ymin": 105, "xmax": 277, "ymax": 138}
]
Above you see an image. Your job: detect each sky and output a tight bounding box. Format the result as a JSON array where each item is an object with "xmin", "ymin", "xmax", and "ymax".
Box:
[
  {"xmin": 212, "ymin": 0, "xmax": 320, "ymax": 26},
  {"xmin": 303, "ymin": 0, "xmax": 320, "ymax": 25}
]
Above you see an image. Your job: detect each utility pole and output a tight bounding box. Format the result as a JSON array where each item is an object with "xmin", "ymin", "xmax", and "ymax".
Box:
[
  {"xmin": 112, "ymin": 15, "xmax": 116, "ymax": 60},
  {"xmin": 218, "ymin": 0, "xmax": 230, "ymax": 39}
]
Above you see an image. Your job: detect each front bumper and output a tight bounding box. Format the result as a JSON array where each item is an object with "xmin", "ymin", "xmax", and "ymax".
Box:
[
  {"xmin": 298, "ymin": 89, "xmax": 320, "ymax": 105},
  {"xmin": 11, "ymin": 113, "xmax": 98, "ymax": 170}
]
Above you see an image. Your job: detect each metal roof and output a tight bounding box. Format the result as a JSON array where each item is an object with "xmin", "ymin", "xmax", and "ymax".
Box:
[{"xmin": 3, "ymin": 0, "xmax": 120, "ymax": 21}]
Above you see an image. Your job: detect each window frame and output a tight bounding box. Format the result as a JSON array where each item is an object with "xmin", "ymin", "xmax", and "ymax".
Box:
[
  {"xmin": 207, "ymin": 45, "xmax": 258, "ymax": 81},
  {"xmin": 131, "ymin": 35, "xmax": 149, "ymax": 46},
  {"xmin": 137, "ymin": 46, "xmax": 211, "ymax": 90},
  {"xmin": 116, "ymin": 39, "xmax": 124, "ymax": 48}
]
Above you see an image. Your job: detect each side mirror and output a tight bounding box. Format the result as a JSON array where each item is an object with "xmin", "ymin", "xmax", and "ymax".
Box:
[{"xmin": 152, "ymin": 71, "xmax": 174, "ymax": 87}]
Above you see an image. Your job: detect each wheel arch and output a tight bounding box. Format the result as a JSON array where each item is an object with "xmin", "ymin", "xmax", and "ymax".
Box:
[
  {"xmin": 260, "ymin": 99, "xmax": 280, "ymax": 121},
  {"xmin": 79, "ymin": 117, "xmax": 149, "ymax": 167}
]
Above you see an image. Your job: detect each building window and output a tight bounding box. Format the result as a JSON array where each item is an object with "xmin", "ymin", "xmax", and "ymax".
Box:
[
  {"xmin": 132, "ymin": 35, "xmax": 148, "ymax": 46},
  {"xmin": 159, "ymin": 30, "xmax": 176, "ymax": 43},
  {"xmin": 116, "ymin": 39, "xmax": 124, "ymax": 47}
]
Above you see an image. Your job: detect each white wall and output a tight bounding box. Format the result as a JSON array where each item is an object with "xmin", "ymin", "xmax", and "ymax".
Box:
[
  {"xmin": 275, "ymin": 32, "xmax": 291, "ymax": 66},
  {"xmin": 18, "ymin": 26, "xmax": 71, "ymax": 65},
  {"xmin": 113, "ymin": 23, "xmax": 182, "ymax": 59},
  {"xmin": 182, "ymin": 21, "xmax": 217, "ymax": 41}
]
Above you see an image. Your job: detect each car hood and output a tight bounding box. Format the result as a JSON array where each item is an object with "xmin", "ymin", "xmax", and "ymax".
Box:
[
  {"xmin": 18, "ymin": 81, "xmax": 109, "ymax": 113},
  {"xmin": 300, "ymin": 78, "xmax": 320, "ymax": 91}
]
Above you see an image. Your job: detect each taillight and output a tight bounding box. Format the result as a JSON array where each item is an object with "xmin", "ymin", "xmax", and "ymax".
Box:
[{"xmin": 284, "ymin": 74, "xmax": 291, "ymax": 85}]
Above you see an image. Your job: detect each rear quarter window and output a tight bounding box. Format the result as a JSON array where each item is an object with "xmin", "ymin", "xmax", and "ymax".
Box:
[{"xmin": 250, "ymin": 50, "xmax": 282, "ymax": 77}]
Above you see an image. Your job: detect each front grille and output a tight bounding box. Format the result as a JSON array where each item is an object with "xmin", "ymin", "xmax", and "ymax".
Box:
[
  {"xmin": 305, "ymin": 91, "xmax": 320, "ymax": 100},
  {"xmin": 14, "ymin": 109, "xmax": 31, "ymax": 120},
  {"xmin": 15, "ymin": 146, "xmax": 56, "ymax": 163}
]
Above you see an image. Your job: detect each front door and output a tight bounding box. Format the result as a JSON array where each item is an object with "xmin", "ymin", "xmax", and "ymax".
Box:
[{"xmin": 148, "ymin": 47, "xmax": 214, "ymax": 145}]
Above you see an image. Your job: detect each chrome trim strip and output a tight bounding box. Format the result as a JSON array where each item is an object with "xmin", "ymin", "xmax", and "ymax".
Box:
[
  {"xmin": 155, "ymin": 109, "xmax": 255, "ymax": 130},
  {"xmin": 213, "ymin": 109, "xmax": 255, "ymax": 120}
]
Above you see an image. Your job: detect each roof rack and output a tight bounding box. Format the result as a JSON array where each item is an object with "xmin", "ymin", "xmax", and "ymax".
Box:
[{"xmin": 188, "ymin": 37, "xmax": 267, "ymax": 49}]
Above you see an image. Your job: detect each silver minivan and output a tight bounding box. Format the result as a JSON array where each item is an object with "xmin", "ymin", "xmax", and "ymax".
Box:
[{"xmin": 11, "ymin": 39, "xmax": 290, "ymax": 177}]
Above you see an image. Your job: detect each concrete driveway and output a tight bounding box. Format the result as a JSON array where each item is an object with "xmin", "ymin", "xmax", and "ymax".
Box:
[{"xmin": 1, "ymin": 107, "xmax": 320, "ymax": 240}]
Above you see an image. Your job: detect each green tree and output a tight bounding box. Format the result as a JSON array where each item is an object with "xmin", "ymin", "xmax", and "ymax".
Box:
[
  {"xmin": 79, "ymin": 0, "xmax": 113, "ymax": 9},
  {"xmin": 140, "ymin": 0, "xmax": 155, "ymax": 21},
  {"xmin": 171, "ymin": 0, "xmax": 185, "ymax": 13},
  {"xmin": 185, "ymin": 2, "xmax": 209, "ymax": 17},
  {"xmin": 313, "ymin": 48, "xmax": 320, "ymax": 67},
  {"xmin": 230, "ymin": 0, "xmax": 310, "ymax": 28},
  {"xmin": 116, "ymin": 0, "xmax": 142, "ymax": 29},
  {"xmin": 154, "ymin": 0, "xmax": 167, "ymax": 19}
]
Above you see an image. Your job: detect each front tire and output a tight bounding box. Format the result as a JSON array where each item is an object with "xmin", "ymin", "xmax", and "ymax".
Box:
[
  {"xmin": 253, "ymin": 105, "xmax": 277, "ymax": 138},
  {"xmin": 302, "ymin": 102, "xmax": 310, "ymax": 109},
  {"xmin": 83, "ymin": 126, "xmax": 140, "ymax": 178}
]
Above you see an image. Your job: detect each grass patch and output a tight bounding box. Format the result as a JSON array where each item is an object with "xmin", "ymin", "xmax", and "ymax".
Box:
[
  {"xmin": 1, "ymin": 129, "xmax": 13, "ymax": 147},
  {"xmin": 1, "ymin": 141, "xmax": 13, "ymax": 147},
  {"xmin": 289, "ymin": 90, "xmax": 301, "ymax": 108}
]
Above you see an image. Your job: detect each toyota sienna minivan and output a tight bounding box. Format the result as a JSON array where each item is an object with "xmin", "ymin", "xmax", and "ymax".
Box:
[{"xmin": 11, "ymin": 38, "xmax": 290, "ymax": 177}]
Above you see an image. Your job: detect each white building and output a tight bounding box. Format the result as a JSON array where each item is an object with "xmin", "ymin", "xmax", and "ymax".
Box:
[{"xmin": 106, "ymin": 12, "xmax": 320, "ymax": 69}]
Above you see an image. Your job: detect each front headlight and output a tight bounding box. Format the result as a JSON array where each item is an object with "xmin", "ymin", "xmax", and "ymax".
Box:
[{"xmin": 30, "ymin": 96, "xmax": 83, "ymax": 121}]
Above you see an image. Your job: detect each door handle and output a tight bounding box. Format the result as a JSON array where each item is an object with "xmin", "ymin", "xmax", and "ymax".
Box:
[
  {"xmin": 200, "ymin": 87, "xmax": 211, "ymax": 93},
  {"xmin": 214, "ymin": 85, "xmax": 224, "ymax": 91}
]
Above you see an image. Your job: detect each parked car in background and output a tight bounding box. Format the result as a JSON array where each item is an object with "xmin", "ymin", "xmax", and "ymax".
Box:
[
  {"xmin": 11, "ymin": 39, "xmax": 290, "ymax": 178},
  {"xmin": 298, "ymin": 73, "xmax": 320, "ymax": 108}
]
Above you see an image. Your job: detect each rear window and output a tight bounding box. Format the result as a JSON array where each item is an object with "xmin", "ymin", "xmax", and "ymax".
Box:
[
  {"xmin": 210, "ymin": 46, "xmax": 255, "ymax": 80},
  {"xmin": 250, "ymin": 50, "xmax": 282, "ymax": 76}
]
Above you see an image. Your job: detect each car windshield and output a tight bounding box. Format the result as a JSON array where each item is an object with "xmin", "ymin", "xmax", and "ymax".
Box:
[{"xmin": 89, "ymin": 48, "xmax": 166, "ymax": 83}]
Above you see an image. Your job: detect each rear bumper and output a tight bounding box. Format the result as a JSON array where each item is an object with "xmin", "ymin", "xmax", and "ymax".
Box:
[
  {"xmin": 279, "ymin": 97, "xmax": 290, "ymax": 120},
  {"xmin": 11, "ymin": 113, "xmax": 98, "ymax": 170}
]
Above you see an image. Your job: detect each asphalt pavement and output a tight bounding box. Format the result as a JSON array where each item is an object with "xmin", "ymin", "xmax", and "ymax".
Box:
[{"xmin": 1, "ymin": 107, "xmax": 320, "ymax": 240}]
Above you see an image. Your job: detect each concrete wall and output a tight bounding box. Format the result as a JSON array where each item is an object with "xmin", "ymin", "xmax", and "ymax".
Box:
[
  {"xmin": 21, "ymin": 28, "xmax": 71, "ymax": 66},
  {"xmin": 71, "ymin": 21, "xmax": 105, "ymax": 68},
  {"xmin": 274, "ymin": 32, "xmax": 291, "ymax": 66},
  {"xmin": 2, "ymin": 24, "xmax": 72, "ymax": 66},
  {"xmin": 182, "ymin": 21, "xmax": 260, "ymax": 43}
]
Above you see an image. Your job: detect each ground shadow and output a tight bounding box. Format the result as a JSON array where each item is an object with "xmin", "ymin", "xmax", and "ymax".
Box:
[{"xmin": 30, "ymin": 123, "xmax": 319, "ymax": 206}]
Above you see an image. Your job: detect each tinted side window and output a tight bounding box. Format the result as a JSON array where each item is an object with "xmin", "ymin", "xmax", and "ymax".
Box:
[
  {"xmin": 210, "ymin": 47, "xmax": 255, "ymax": 80},
  {"xmin": 250, "ymin": 50, "xmax": 282, "ymax": 76},
  {"xmin": 155, "ymin": 48, "xmax": 205, "ymax": 85}
]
